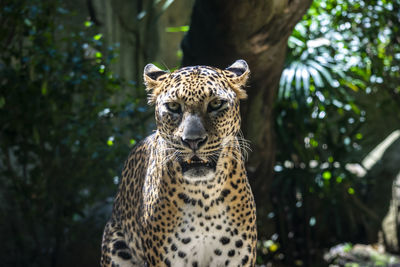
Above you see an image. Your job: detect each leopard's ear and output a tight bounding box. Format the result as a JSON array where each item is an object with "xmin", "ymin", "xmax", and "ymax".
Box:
[
  {"xmin": 143, "ymin": 64, "xmax": 168, "ymax": 104},
  {"xmin": 225, "ymin": 59, "xmax": 250, "ymax": 100}
]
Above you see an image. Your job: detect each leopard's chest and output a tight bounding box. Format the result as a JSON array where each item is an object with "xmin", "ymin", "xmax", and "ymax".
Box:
[{"xmin": 161, "ymin": 203, "xmax": 249, "ymax": 267}]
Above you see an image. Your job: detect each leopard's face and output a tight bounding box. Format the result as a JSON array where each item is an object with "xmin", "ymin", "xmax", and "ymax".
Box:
[{"xmin": 144, "ymin": 61, "xmax": 249, "ymax": 177}]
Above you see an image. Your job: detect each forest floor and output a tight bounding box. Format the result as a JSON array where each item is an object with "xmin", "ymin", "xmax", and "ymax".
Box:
[{"xmin": 324, "ymin": 243, "xmax": 400, "ymax": 267}]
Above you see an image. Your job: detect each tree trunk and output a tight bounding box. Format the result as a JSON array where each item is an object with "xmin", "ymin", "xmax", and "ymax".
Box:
[
  {"xmin": 89, "ymin": 0, "xmax": 193, "ymax": 88},
  {"xmin": 365, "ymin": 133, "xmax": 400, "ymax": 252},
  {"xmin": 182, "ymin": 0, "xmax": 312, "ymax": 237}
]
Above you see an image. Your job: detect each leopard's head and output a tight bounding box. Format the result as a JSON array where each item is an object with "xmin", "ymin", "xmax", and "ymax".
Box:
[{"xmin": 143, "ymin": 60, "xmax": 249, "ymax": 178}]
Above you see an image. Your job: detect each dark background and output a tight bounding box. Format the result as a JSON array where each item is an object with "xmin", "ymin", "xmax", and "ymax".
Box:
[{"xmin": 1, "ymin": 0, "xmax": 400, "ymax": 266}]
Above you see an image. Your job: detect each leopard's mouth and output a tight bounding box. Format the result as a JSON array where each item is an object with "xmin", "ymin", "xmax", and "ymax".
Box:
[{"xmin": 179, "ymin": 155, "xmax": 217, "ymax": 174}]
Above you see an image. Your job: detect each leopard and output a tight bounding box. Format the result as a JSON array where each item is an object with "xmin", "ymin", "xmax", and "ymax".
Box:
[{"xmin": 101, "ymin": 59, "xmax": 257, "ymax": 267}]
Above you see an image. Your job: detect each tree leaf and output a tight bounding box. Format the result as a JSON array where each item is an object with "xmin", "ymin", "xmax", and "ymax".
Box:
[
  {"xmin": 279, "ymin": 69, "xmax": 289, "ymax": 99},
  {"xmin": 295, "ymin": 64, "xmax": 303, "ymax": 92},
  {"xmin": 162, "ymin": 0, "xmax": 175, "ymax": 11},
  {"xmin": 308, "ymin": 66, "xmax": 324, "ymax": 87},
  {"xmin": 301, "ymin": 67, "xmax": 310, "ymax": 94},
  {"xmin": 285, "ymin": 66, "xmax": 296, "ymax": 98},
  {"xmin": 307, "ymin": 59, "xmax": 334, "ymax": 86},
  {"xmin": 288, "ymin": 36, "xmax": 306, "ymax": 48}
]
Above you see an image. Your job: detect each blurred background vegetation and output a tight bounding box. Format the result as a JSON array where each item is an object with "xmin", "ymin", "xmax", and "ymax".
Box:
[{"xmin": 0, "ymin": 0, "xmax": 399, "ymax": 266}]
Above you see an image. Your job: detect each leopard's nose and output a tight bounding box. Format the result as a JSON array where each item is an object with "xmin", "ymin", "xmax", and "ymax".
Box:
[
  {"xmin": 181, "ymin": 136, "xmax": 207, "ymax": 151},
  {"xmin": 181, "ymin": 113, "xmax": 207, "ymax": 151}
]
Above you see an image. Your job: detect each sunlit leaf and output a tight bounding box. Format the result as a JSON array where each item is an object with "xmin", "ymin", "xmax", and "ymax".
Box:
[
  {"xmin": 162, "ymin": 0, "xmax": 175, "ymax": 11},
  {"xmin": 308, "ymin": 66, "xmax": 324, "ymax": 87},
  {"xmin": 285, "ymin": 67, "xmax": 296, "ymax": 97},
  {"xmin": 309, "ymin": 217, "xmax": 316, "ymax": 226},
  {"xmin": 166, "ymin": 25, "xmax": 189, "ymax": 33},
  {"xmin": 295, "ymin": 23, "xmax": 307, "ymax": 36},
  {"xmin": 279, "ymin": 69, "xmax": 289, "ymax": 99},
  {"xmin": 93, "ymin": 33, "xmax": 103, "ymax": 40},
  {"xmin": 342, "ymin": 80, "xmax": 359, "ymax": 92},
  {"xmin": 288, "ymin": 36, "xmax": 306, "ymax": 48},
  {"xmin": 137, "ymin": 11, "xmax": 146, "ymax": 20},
  {"xmin": 295, "ymin": 65, "xmax": 303, "ymax": 91},
  {"xmin": 269, "ymin": 243, "xmax": 279, "ymax": 252},
  {"xmin": 322, "ymin": 171, "xmax": 331, "ymax": 180},
  {"xmin": 301, "ymin": 67, "xmax": 310, "ymax": 93},
  {"xmin": 314, "ymin": 55, "xmax": 330, "ymax": 66},
  {"xmin": 310, "ymin": 138, "xmax": 318, "ymax": 147},
  {"xmin": 307, "ymin": 59, "xmax": 334, "ymax": 86}
]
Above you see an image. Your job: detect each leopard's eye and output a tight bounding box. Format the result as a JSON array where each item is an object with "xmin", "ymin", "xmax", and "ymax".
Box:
[
  {"xmin": 166, "ymin": 102, "xmax": 181, "ymax": 113},
  {"xmin": 208, "ymin": 99, "xmax": 225, "ymax": 112}
]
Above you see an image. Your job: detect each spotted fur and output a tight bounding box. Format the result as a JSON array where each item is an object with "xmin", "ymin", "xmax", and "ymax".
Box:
[{"xmin": 101, "ymin": 60, "xmax": 257, "ymax": 267}]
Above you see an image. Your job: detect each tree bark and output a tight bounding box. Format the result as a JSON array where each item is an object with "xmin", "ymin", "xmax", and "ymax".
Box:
[
  {"xmin": 89, "ymin": 0, "xmax": 193, "ymax": 88},
  {"xmin": 182, "ymin": 0, "xmax": 312, "ymax": 236}
]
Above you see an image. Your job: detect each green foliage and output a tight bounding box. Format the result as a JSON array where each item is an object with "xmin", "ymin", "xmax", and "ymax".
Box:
[
  {"xmin": 166, "ymin": 25, "xmax": 190, "ymax": 33},
  {"xmin": 0, "ymin": 0, "xmax": 150, "ymax": 265},
  {"xmin": 1, "ymin": 0, "xmax": 399, "ymax": 266},
  {"xmin": 261, "ymin": 0, "xmax": 400, "ymax": 265},
  {"xmin": 325, "ymin": 243, "xmax": 400, "ymax": 266}
]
